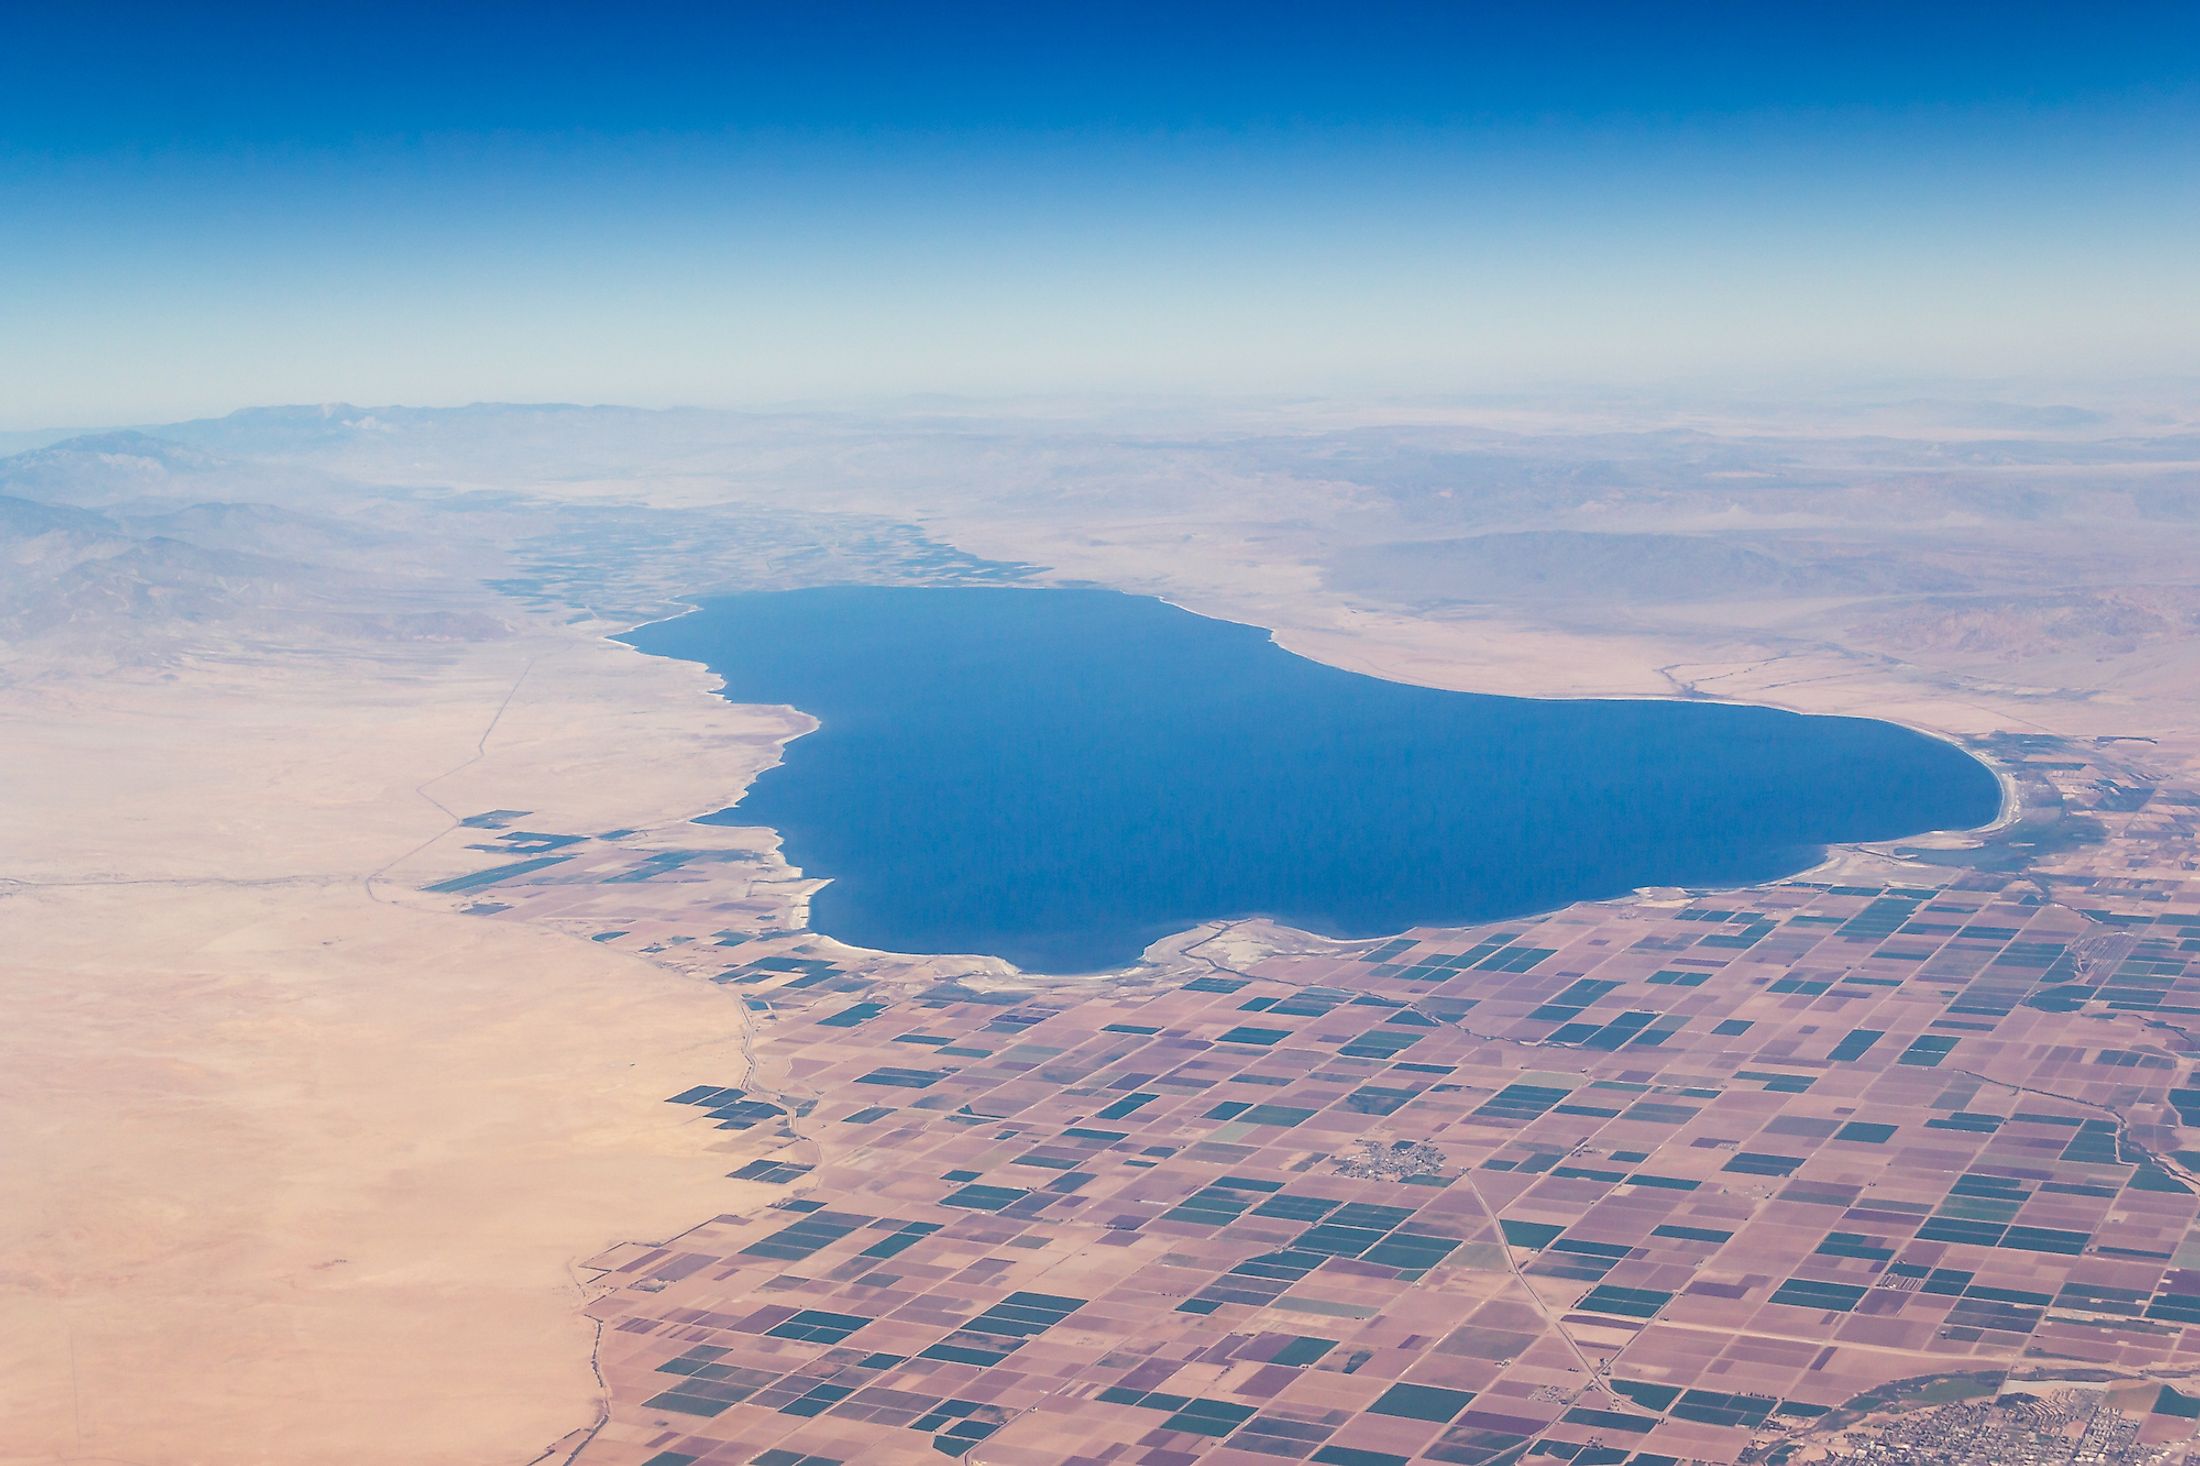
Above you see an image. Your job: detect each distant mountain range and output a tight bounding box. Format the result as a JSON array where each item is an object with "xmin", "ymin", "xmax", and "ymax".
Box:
[{"xmin": 0, "ymin": 432, "xmax": 499, "ymax": 660}]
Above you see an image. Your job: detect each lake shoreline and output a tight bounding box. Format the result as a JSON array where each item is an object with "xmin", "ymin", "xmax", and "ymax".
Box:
[{"xmin": 611, "ymin": 583, "xmax": 2006, "ymax": 975}]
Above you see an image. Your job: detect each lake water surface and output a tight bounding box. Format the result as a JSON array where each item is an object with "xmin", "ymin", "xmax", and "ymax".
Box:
[{"xmin": 620, "ymin": 586, "xmax": 2001, "ymax": 972}]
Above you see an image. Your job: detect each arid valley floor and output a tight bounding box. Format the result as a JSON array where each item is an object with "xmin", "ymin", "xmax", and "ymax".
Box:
[{"xmin": 4, "ymin": 394, "xmax": 2200, "ymax": 1465}]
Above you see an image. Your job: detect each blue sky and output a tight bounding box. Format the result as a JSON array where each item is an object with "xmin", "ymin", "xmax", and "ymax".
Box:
[{"xmin": 4, "ymin": 2, "xmax": 2196, "ymax": 425}]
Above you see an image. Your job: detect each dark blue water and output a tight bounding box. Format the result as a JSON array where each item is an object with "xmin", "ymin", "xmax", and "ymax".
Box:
[{"xmin": 620, "ymin": 586, "xmax": 2001, "ymax": 972}]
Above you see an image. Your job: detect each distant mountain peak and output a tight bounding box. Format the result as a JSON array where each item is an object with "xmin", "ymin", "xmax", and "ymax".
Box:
[{"xmin": 5, "ymin": 429, "xmax": 220, "ymax": 471}]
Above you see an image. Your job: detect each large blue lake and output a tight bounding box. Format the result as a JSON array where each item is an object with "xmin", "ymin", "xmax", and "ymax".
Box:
[{"xmin": 620, "ymin": 586, "xmax": 2001, "ymax": 972}]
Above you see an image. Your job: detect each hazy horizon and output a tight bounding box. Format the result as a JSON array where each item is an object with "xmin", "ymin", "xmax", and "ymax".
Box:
[
  {"xmin": 10, "ymin": 368, "xmax": 2200, "ymax": 447},
  {"xmin": 6, "ymin": 2, "xmax": 2197, "ymax": 427}
]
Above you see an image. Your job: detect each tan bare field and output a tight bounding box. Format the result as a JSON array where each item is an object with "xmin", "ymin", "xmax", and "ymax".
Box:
[{"xmin": 0, "ymin": 627, "xmax": 788, "ymax": 1466}]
